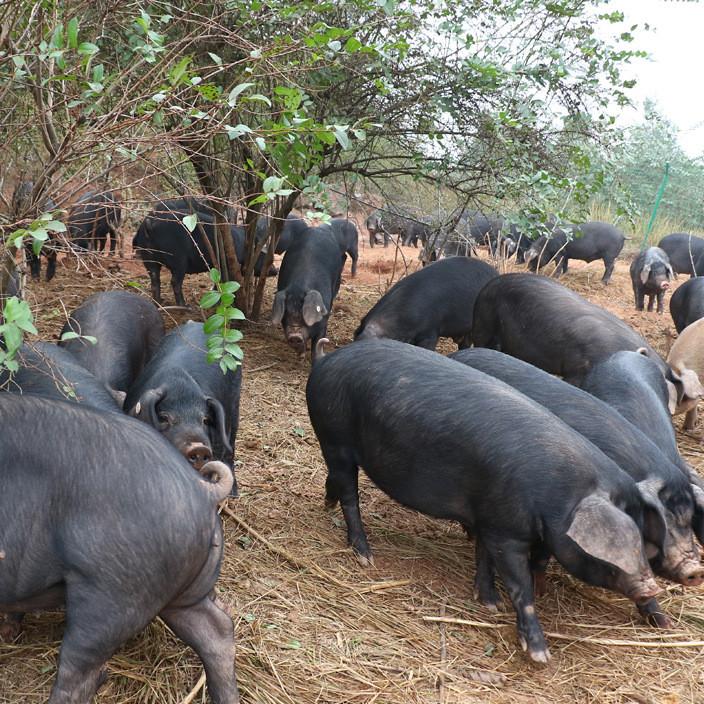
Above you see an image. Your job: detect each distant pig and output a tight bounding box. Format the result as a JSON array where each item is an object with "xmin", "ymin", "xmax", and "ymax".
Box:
[
  {"xmin": 525, "ymin": 221, "xmax": 625, "ymax": 284},
  {"xmin": 669, "ymin": 277, "xmax": 704, "ymax": 332},
  {"xmin": 272, "ymin": 225, "xmax": 345, "ymax": 362},
  {"xmin": 308, "ymin": 340, "xmax": 664, "ymax": 663},
  {"xmin": 630, "ymin": 247, "xmax": 675, "ymax": 313},
  {"xmin": 355, "ymin": 257, "xmax": 498, "ymax": 349},
  {"xmin": 666, "ymin": 318, "xmax": 704, "ymax": 431},
  {"xmin": 658, "ymin": 232, "xmax": 704, "ymax": 276},
  {"xmin": 124, "ymin": 321, "xmax": 242, "ymax": 495},
  {"xmin": 0, "ymin": 393, "xmax": 239, "ymax": 703}
]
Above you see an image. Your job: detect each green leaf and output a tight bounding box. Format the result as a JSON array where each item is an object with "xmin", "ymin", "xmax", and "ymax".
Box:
[
  {"xmin": 67, "ymin": 18, "xmax": 79, "ymax": 49},
  {"xmin": 78, "ymin": 42, "xmax": 99, "ymax": 56},
  {"xmin": 220, "ymin": 292, "xmax": 235, "ymax": 307},
  {"xmin": 332, "ymin": 126, "xmax": 350, "ymax": 150},
  {"xmin": 245, "ymin": 94, "xmax": 271, "ymax": 106},
  {"xmin": 282, "ymin": 639, "xmax": 302, "ymax": 650},
  {"xmin": 293, "ymin": 427, "xmax": 305, "ymax": 437},
  {"xmin": 182, "ymin": 214, "xmax": 197, "ymax": 232},
  {"xmin": 60, "ymin": 331, "xmax": 80, "ymax": 341},
  {"xmin": 225, "ymin": 124, "xmax": 252, "ymax": 140},
  {"xmin": 255, "ymin": 137, "xmax": 266, "ymax": 151},
  {"xmin": 209, "ymin": 268, "xmax": 221, "ymax": 284},
  {"xmin": 345, "ymin": 37, "xmax": 362, "ymax": 53},
  {"xmin": 208, "ymin": 52, "xmax": 222, "ymax": 65},
  {"xmin": 225, "ymin": 343, "xmax": 244, "ymax": 359},
  {"xmin": 220, "ymin": 281, "xmax": 240, "ymax": 294},
  {"xmin": 83, "ymin": 335, "xmax": 97, "ymax": 345},
  {"xmin": 200, "ymin": 291, "xmax": 221, "ymax": 309},
  {"xmin": 263, "ymin": 176, "xmax": 284, "ymax": 193},
  {"xmin": 46, "ymin": 220, "xmax": 66, "ymax": 232},
  {"xmin": 203, "ymin": 315, "xmax": 224, "ymax": 334},
  {"xmin": 250, "ymin": 48, "xmax": 262, "ymax": 59},
  {"xmin": 227, "ymin": 82, "xmax": 254, "ymax": 106}
]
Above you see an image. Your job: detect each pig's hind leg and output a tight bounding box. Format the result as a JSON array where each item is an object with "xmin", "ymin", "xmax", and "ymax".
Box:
[
  {"xmin": 161, "ymin": 595, "xmax": 239, "ymax": 704},
  {"xmin": 321, "ymin": 443, "xmax": 373, "ymax": 565},
  {"xmin": 48, "ymin": 584, "xmax": 154, "ymax": 704}
]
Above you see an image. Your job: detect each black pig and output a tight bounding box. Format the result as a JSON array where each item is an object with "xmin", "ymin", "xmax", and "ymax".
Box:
[
  {"xmin": 472, "ymin": 274, "xmax": 668, "ymax": 384},
  {"xmin": 307, "ymin": 340, "xmax": 663, "ymax": 663},
  {"xmin": 630, "ymin": 247, "xmax": 675, "ymax": 313},
  {"xmin": 124, "ymin": 321, "xmax": 241, "ymax": 495},
  {"xmin": 355, "ymin": 257, "xmax": 498, "ymax": 349},
  {"xmin": 670, "ymin": 277, "xmax": 704, "ymax": 332},
  {"xmin": 449, "ymin": 347, "xmax": 703, "ymax": 597},
  {"xmin": 0, "ymin": 393, "xmax": 239, "ymax": 703},
  {"xmin": 59, "ymin": 290, "xmax": 164, "ymax": 393},
  {"xmin": 272, "ymin": 226, "xmax": 345, "ymax": 362}
]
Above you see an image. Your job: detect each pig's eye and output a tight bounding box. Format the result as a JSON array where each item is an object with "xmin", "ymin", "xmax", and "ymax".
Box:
[
  {"xmin": 203, "ymin": 415, "xmax": 212, "ymax": 426},
  {"xmin": 157, "ymin": 412, "xmax": 170, "ymax": 425}
]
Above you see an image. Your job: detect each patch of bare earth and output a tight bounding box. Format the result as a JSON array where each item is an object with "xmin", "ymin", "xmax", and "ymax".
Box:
[{"xmin": 2, "ymin": 238, "xmax": 704, "ymax": 704}]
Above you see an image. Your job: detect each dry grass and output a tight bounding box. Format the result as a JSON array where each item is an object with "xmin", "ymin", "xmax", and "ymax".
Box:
[{"xmin": 2, "ymin": 240, "xmax": 704, "ymax": 704}]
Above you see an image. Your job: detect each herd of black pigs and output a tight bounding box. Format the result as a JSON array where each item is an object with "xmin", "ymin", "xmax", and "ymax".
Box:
[{"xmin": 4, "ymin": 189, "xmax": 704, "ymax": 702}]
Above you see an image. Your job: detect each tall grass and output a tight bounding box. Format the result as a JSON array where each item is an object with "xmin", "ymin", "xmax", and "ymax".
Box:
[{"xmin": 589, "ymin": 201, "xmax": 700, "ymax": 250}]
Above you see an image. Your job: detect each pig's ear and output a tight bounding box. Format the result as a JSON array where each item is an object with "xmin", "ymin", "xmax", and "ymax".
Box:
[
  {"xmin": 640, "ymin": 264, "xmax": 651, "ymax": 285},
  {"xmin": 106, "ymin": 385, "xmax": 127, "ymax": 409},
  {"xmin": 665, "ymin": 379, "xmax": 678, "ymax": 415},
  {"xmin": 667, "ymin": 365, "xmax": 704, "ymax": 413},
  {"xmin": 691, "ymin": 484, "xmax": 704, "ymax": 543},
  {"xmin": 636, "ymin": 478, "xmax": 667, "ymax": 548},
  {"xmin": 271, "ymin": 291, "xmax": 286, "ymax": 325},
  {"xmin": 302, "ymin": 290, "xmax": 328, "ymax": 326},
  {"xmin": 567, "ymin": 493, "xmax": 643, "ymax": 574},
  {"xmin": 130, "ymin": 387, "xmax": 166, "ymax": 428},
  {"xmin": 207, "ymin": 397, "xmax": 232, "ymax": 455},
  {"xmin": 665, "ymin": 261, "xmax": 676, "ymax": 280}
]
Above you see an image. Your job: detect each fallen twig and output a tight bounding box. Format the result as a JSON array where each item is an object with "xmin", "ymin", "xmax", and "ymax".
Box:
[
  {"xmin": 179, "ymin": 671, "xmax": 206, "ymax": 704},
  {"xmin": 422, "ymin": 616, "xmax": 704, "ymax": 648}
]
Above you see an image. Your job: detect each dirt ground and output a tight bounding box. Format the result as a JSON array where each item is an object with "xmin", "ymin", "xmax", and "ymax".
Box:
[{"xmin": 2, "ymin": 233, "xmax": 704, "ymax": 704}]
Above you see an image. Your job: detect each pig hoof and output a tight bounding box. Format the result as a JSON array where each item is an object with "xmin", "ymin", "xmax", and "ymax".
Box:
[
  {"xmin": 529, "ymin": 647, "xmax": 551, "ymax": 664},
  {"xmin": 324, "ymin": 497, "xmax": 339, "ymax": 510},
  {"xmin": 647, "ymin": 611, "xmax": 673, "ymax": 629},
  {"xmin": 355, "ymin": 551, "xmax": 375, "ymax": 568}
]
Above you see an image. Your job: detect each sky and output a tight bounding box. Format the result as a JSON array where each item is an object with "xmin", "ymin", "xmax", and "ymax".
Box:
[{"xmin": 604, "ymin": 0, "xmax": 704, "ymax": 157}]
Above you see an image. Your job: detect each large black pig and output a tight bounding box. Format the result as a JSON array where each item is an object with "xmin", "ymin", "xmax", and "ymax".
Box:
[
  {"xmin": 59, "ymin": 290, "xmax": 164, "ymax": 393},
  {"xmin": 472, "ymin": 274, "xmax": 670, "ymax": 384},
  {"xmin": 629, "ymin": 247, "xmax": 675, "ymax": 313},
  {"xmin": 307, "ymin": 340, "xmax": 663, "ymax": 663},
  {"xmin": 670, "ymin": 277, "xmax": 704, "ymax": 332},
  {"xmin": 134, "ymin": 207, "xmax": 273, "ymax": 306},
  {"xmin": 0, "ymin": 342, "xmax": 123, "ymax": 412},
  {"xmin": 271, "ymin": 225, "xmax": 345, "ymax": 362},
  {"xmin": 124, "ymin": 321, "xmax": 241, "ymax": 494},
  {"xmin": 525, "ymin": 221, "xmax": 625, "ymax": 284},
  {"xmin": 449, "ymin": 347, "xmax": 703, "ymax": 596},
  {"xmin": 354, "ymin": 257, "xmax": 498, "ymax": 349},
  {"xmin": 658, "ymin": 232, "xmax": 704, "ymax": 276},
  {"xmin": 0, "ymin": 393, "xmax": 239, "ymax": 703}
]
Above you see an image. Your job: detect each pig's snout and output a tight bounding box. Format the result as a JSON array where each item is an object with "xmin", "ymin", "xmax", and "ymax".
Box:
[
  {"xmin": 185, "ymin": 442, "xmax": 213, "ymax": 470},
  {"xmin": 660, "ymin": 281, "xmax": 670, "ymax": 290},
  {"xmin": 286, "ymin": 330, "xmax": 306, "ymax": 351},
  {"xmin": 678, "ymin": 562, "xmax": 704, "ymax": 587}
]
